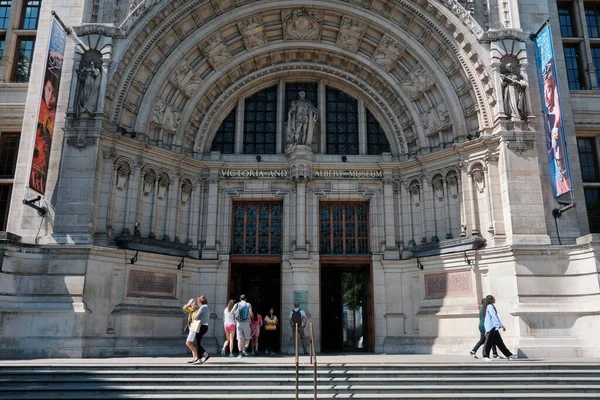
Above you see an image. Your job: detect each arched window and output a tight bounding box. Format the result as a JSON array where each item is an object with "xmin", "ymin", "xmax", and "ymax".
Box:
[
  {"xmin": 244, "ymin": 86, "xmax": 277, "ymax": 154},
  {"xmin": 210, "ymin": 108, "xmax": 236, "ymax": 154},
  {"xmin": 326, "ymin": 87, "xmax": 359, "ymax": 155},
  {"xmin": 366, "ymin": 109, "xmax": 390, "ymax": 155}
]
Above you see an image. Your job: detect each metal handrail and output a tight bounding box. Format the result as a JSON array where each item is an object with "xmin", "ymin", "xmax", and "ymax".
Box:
[
  {"xmin": 295, "ymin": 322, "xmax": 299, "ymax": 400},
  {"xmin": 310, "ymin": 322, "xmax": 317, "ymax": 399}
]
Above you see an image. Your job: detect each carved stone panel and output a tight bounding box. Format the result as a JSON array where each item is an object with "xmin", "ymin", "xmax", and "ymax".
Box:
[
  {"xmin": 238, "ymin": 16, "xmax": 268, "ymax": 50},
  {"xmin": 170, "ymin": 61, "xmax": 203, "ymax": 97},
  {"xmin": 401, "ymin": 64, "xmax": 435, "ymax": 99},
  {"xmin": 424, "ymin": 271, "xmax": 472, "ymax": 297},
  {"xmin": 337, "ymin": 16, "xmax": 367, "ymax": 52},
  {"xmin": 420, "ymin": 104, "xmax": 451, "ymax": 136},
  {"xmin": 127, "ymin": 269, "xmax": 177, "ymax": 298},
  {"xmin": 152, "ymin": 100, "xmax": 181, "ymax": 132},
  {"xmin": 373, "ymin": 34, "xmax": 405, "ymax": 72},
  {"xmin": 282, "ymin": 8, "xmax": 323, "ymax": 40},
  {"xmin": 201, "ymin": 33, "xmax": 232, "ymax": 69}
]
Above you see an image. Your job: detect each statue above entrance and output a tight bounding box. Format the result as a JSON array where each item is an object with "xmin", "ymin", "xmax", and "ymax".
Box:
[{"xmin": 286, "ymin": 91, "xmax": 318, "ymax": 152}]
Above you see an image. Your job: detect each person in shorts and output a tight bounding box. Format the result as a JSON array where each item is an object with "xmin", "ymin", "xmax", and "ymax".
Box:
[
  {"xmin": 232, "ymin": 294, "xmax": 253, "ymax": 357},
  {"xmin": 250, "ymin": 310, "xmax": 263, "ymax": 356},
  {"xmin": 221, "ymin": 299, "xmax": 236, "ymax": 357}
]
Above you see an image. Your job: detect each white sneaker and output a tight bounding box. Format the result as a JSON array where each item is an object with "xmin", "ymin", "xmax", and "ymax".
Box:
[
  {"xmin": 507, "ymin": 354, "xmax": 518, "ymax": 360},
  {"xmin": 483, "ymin": 357, "xmax": 493, "ymax": 361}
]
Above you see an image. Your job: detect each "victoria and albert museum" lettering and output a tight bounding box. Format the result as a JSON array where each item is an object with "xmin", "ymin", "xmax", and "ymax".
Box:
[{"xmin": 220, "ymin": 169, "xmax": 383, "ymax": 179}]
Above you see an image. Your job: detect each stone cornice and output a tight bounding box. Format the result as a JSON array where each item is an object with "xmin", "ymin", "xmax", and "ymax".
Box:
[{"xmin": 479, "ymin": 29, "xmax": 529, "ymax": 43}]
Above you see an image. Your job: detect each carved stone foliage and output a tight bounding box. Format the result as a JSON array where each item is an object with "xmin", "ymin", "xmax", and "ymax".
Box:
[
  {"xmin": 152, "ymin": 100, "xmax": 181, "ymax": 132},
  {"xmin": 421, "ymin": 104, "xmax": 451, "ymax": 136},
  {"xmin": 170, "ymin": 60, "xmax": 203, "ymax": 97},
  {"xmin": 337, "ymin": 16, "xmax": 367, "ymax": 52},
  {"xmin": 201, "ymin": 33, "xmax": 232, "ymax": 69},
  {"xmin": 238, "ymin": 16, "xmax": 268, "ymax": 50},
  {"xmin": 373, "ymin": 34, "xmax": 405, "ymax": 72},
  {"xmin": 282, "ymin": 8, "xmax": 323, "ymax": 40},
  {"xmin": 401, "ymin": 64, "xmax": 435, "ymax": 99}
]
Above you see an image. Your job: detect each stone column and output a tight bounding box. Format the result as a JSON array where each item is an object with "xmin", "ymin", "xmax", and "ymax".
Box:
[
  {"xmin": 358, "ymin": 98, "xmax": 367, "ymax": 155},
  {"xmin": 123, "ymin": 162, "xmax": 141, "ymax": 236},
  {"xmin": 422, "ymin": 176, "xmax": 436, "ymax": 241},
  {"xmin": 95, "ymin": 149, "xmax": 116, "ymax": 245},
  {"xmin": 443, "ymin": 178, "xmax": 452, "ymax": 239},
  {"xmin": 235, "ymin": 98, "xmax": 244, "ymax": 154},
  {"xmin": 187, "ymin": 179, "xmax": 201, "ymax": 257},
  {"xmin": 467, "ymin": 171, "xmax": 480, "ymax": 236},
  {"xmin": 296, "ymin": 180, "xmax": 306, "ymax": 253},
  {"xmin": 148, "ymin": 176, "xmax": 160, "ymax": 238},
  {"xmin": 203, "ymin": 174, "xmax": 220, "ymax": 259},
  {"xmin": 458, "ymin": 165, "xmax": 468, "ymax": 237},
  {"xmin": 399, "ymin": 182, "xmax": 412, "ymax": 253},
  {"xmin": 319, "ymin": 81, "xmax": 326, "ymax": 154},
  {"xmin": 382, "ymin": 176, "xmax": 396, "ymax": 258},
  {"xmin": 165, "ymin": 173, "xmax": 180, "ymax": 241}
]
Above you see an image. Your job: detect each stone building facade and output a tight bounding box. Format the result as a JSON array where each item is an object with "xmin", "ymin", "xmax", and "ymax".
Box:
[{"xmin": 0, "ymin": 0, "xmax": 599, "ymax": 358}]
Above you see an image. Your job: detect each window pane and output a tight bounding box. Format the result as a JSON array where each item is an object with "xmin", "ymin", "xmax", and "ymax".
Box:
[
  {"xmin": 14, "ymin": 38, "xmax": 35, "ymax": 82},
  {"xmin": 558, "ymin": 3, "xmax": 575, "ymax": 37},
  {"xmin": 586, "ymin": 3, "xmax": 600, "ymax": 38},
  {"xmin": 244, "ymin": 87, "xmax": 277, "ymax": 154},
  {"xmin": 0, "ymin": 184, "xmax": 11, "ymax": 231},
  {"xmin": 319, "ymin": 202, "xmax": 369, "ymax": 255},
  {"xmin": 21, "ymin": 0, "xmax": 40, "ymax": 30},
  {"xmin": 0, "ymin": 133, "xmax": 19, "ymax": 178},
  {"xmin": 366, "ymin": 110, "xmax": 391, "ymax": 155},
  {"xmin": 584, "ymin": 188, "xmax": 600, "ymax": 233},
  {"xmin": 231, "ymin": 203, "xmax": 282, "ymax": 255},
  {"xmin": 326, "ymin": 87, "xmax": 359, "ymax": 155},
  {"xmin": 578, "ymin": 138, "xmax": 600, "ymax": 182},
  {"xmin": 210, "ymin": 108, "xmax": 236, "ymax": 154},
  {"xmin": 0, "ymin": 37, "xmax": 4, "ymax": 59},
  {"xmin": 563, "ymin": 45, "xmax": 582, "ymax": 90},
  {"xmin": 0, "ymin": 1, "xmax": 10, "ymax": 30}
]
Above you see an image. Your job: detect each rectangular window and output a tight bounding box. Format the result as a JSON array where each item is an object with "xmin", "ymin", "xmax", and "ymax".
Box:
[
  {"xmin": 0, "ymin": 184, "xmax": 11, "ymax": 231},
  {"xmin": 319, "ymin": 202, "xmax": 369, "ymax": 255},
  {"xmin": 578, "ymin": 137, "xmax": 600, "ymax": 182},
  {"xmin": 586, "ymin": 3, "xmax": 600, "ymax": 38},
  {"xmin": 0, "ymin": 0, "xmax": 10, "ymax": 30},
  {"xmin": 584, "ymin": 188, "xmax": 600, "ymax": 233},
  {"xmin": 244, "ymin": 86, "xmax": 277, "ymax": 154},
  {"xmin": 592, "ymin": 47, "xmax": 600, "ymax": 87},
  {"xmin": 0, "ymin": 133, "xmax": 20, "ymax": 178},
  {"xmin": 21, "ymin": 0, "xmax": 41, "ymax": 30},
  {"xmin": 564, "ymin": 45, "xmax": 583, "ymax": 89},
  {"xmin": 0, "ymin": 36, "xmax": 5, "ymax": 59},
  {"xmin": 13, "ymin": 37, "xmax": 34, "ymax": 82},
  {"xmin": 558, "ymin": 3, "xmax": 575, "ymax": 37},
  {"xmin": 232, "ymin": 202, "xmax": 282, "ymax": 255}
]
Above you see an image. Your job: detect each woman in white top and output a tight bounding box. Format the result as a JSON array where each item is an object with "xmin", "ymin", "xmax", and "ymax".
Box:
[{"xmin": 221, "ymin": 299, "xmax": 236, "ymax": 357}]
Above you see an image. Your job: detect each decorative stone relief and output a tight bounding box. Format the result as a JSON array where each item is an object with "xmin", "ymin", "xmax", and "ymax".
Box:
[
  {"xmin": 170, "ymin": 61, "xmax": 203, "ymax": 97},
  {"xmin": 446, "ymin": 173, "xmax": 459, "ymax": 199},
  {"xmin": 143, "ymin": 171, "xmax": 156, "ymax": 196},
  {"xmin": 238, "ymin": 16, "xmax": 267, "ymax": 50},
  {"xmin": 157, "ymin": 173, "xmax": 170, "ymax": 200},
  {"xmin": 128, "ymin": 0, "xmax": 138, "ymax": 12},
  {"xmin": 373, "ymin": 34, "xmax": 405, "ymax": 72},
  {"xmin": 152, "ymin": 100, "xmax": 181, "ymax": 132},
  {"xmin": 420, "ymin": 104, "xmax": 451, "ymax": 136},
  {"xmin": 116, "ymin": 164, "xmax": 130, "ymax": 191},
  {"xmin": 181, "ymin": 181, "xmax": 193, "ymax": 204},
  {"xmin": 201, "ymin": 33, "xmax": 232, "ymax": 70},
  {"xmin": 471, "ymin": 168, "xmax": 485, "ymax": 193},
  {"xmin": 75, "ymin": 50, "xmax": 103, "ymax": 118},
  {"xmin": 439, "ymin": 0, "xmax": 484, "ymax": 38},
  {"xmin": 432, "ymin": 177, "xmax": 444, "ymax": 201},
  {"xmin": 282, "ymin": 8, "xmax": 323, "ymax": 40},
  {"xmin": 501, "ymin": 63, "xmax": 527, "ymax": 121},
  {"xmin": 425, "ymin": 271, "xmax": 472, "ymax": 297},
  {"xmin": 337, "ymin": 16, "xmax": 366, "ymax": 52},
  {"xmin": 401, "ymin": 64, "xmax": 435, "ymax": 99},
  {"xmin": 409, "ymin": 182, "xmax": 421, "ymax": 206}
]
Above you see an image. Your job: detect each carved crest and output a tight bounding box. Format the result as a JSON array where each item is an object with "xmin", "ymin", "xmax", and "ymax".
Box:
[
  {"xmin": 282, "ymin": 8, "xmax": 323, "ymax": 40},
  {"xmin": 201, "ymin": 33, "xmax": 232, "ymax": 69},
  {"xmin": 337, "ymin": 16, "xmax": 366, "ymax": 52},
  {"xmin": 238, "ymin": 16, "xmax": 268, "ymax": 50},
  {"xmin": 373, "ymin": 34, "xmax": 405, "ymax": 72}
]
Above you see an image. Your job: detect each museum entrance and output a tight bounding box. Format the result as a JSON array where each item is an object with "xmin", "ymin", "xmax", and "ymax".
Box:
[
  {"xmin": 320, "ymin": 263, "xmax": 373, "ymax": 353},
  {"xmin": 229, "ymin": 261, "xmax": 281, "ymax": 351}
]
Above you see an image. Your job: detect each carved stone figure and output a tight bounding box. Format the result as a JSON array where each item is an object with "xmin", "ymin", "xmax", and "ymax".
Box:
[
  {"xmin": 373, "ymin": 34, "xmax": 405, "ymax": 72},
  {"xmin": 282, "ymin": 8, "xmax": 323, "ymax": 40},
  {"xmin": 201, "ymin": 34, "xmax": 232, "ymax": 69},
  {"xmin": 286, "ymin": 91, "xmax": 319, "ymax": 151},
  {"xmin": 171, "ymin": 61, "xmax": 203, "ymax": 97},
  {"xmin": 152, "ymin": 100, "xmax": 181, "ymax": 132},
  {"xmin": 238, "ymin": 16, "xmax": 267, "ymax": 50},
  {"xmin": 128, "ymin": 0, "xmax": 138, "ymax": 11},
  {"xmin": 143, "ymin": 172, "xmax": 156, "ymax": 196},
  {"xmin": 409, "ymin": 183, "xmax": 421, "ymax": 206},
  {"xmin": 116, "ymin": 164, "xmax": 130, "ymax": 191},
  {"xmin": 401, "ymin": 65, "xmax": 434, "ymax": 99},
  {"xmin": 75, "ymin": 60, "xmax": 101, "ymax": 117},
  {"xmin": 181, "ymin": 182, "xmax": 192, "ymax": 204},
  {"xmin": 337, "ymin": 16, "xmax": 366, "ymax": 52},
  {"xmin": 157, "ymin": 174, "xmax": 170, "ymax": 200},
  {"xmin": 501, "ymin": 63, "xmax": 528, "ymax": 121},
  {"xmin": 421, "ymin": 104, "xmax": 450, "ymax": 135}
]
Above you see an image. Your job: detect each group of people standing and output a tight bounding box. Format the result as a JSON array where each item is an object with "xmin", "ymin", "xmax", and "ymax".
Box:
[{"xmin": 470, "ymin": 295, "xmax": 518, "ymax": 361}]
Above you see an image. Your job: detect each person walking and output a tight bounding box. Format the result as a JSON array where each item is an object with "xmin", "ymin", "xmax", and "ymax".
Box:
[
  {"xmin": 482, "ymin": 295, "xmax": 517, "ymax": 361},
  {"xmin": 470, "ymin": 298, "xmax": 501, "ymax": 359},
  {"xmin": 250, "ymin": 310, "xmax": 263, "ymax": 356},
  {"xmin": 263, "ymin": 308, "xmax": 279, "ymax": 355},
  {"xmin": 182, "ymin": 298, "xmax": 200, "ymax": 363},
  {"xmin": 289, "ymin": 302, "xmax": 310, "ymax": 355},
  {"xmin": 221, "ymin": 299, "xmax": 236, "ymax": 357},
  {"xmin": 194, "ymin": 295, "xmax": 211, "ymax": 364},
  {"xmin": 232, "ymin": 294, "xmax": 253, "ymax": 357}
]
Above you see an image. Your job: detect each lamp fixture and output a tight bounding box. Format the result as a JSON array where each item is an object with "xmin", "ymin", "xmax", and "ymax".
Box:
[
  {"xmin": 463, "ymin": 251, "xmax": 471, "ymax": 265},
  {"xmin": 130, "ymin": 251, "xmax": 139, "ymax": 265},
  {"xmin": 417, "ymin": 258, "xmax": 424, "ymax": 270},
  {"xmin": 341, "ymin": 155, "xmax": 348, "ymax": 162},
  {"xmin": 178, "ymin": 257, "xmax": 185, "ymax": 270},
  {"xmin": 256, "ymin": 155, "xmax": 262, "ymax": 162},
  {"xmin": 22, "ymin": 195, "xmax": 48, "ymax": 216}
]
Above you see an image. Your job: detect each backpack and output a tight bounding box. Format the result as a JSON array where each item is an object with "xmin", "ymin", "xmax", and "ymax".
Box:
[
  {"xmin": 236, "ymin": 303, "xmax": 250, "ymax": 321},
  {"xmin": 291, "ymin": 309, "xmax": 303, "ymax": 325}
]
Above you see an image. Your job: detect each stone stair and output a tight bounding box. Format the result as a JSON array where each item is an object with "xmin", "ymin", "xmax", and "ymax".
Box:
[{"xmin": 1, "ymin": 361, "xmax": 600, "ymax": 399}]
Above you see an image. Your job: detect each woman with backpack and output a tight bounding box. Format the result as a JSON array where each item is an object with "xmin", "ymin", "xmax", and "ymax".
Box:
[
  {"xmin": 183, "ymin": 298, "xmax": 200, "ymax": 363},
  {"xmin": 482, "ymin": 295, "xmax": 517, "ymax": 361},
  {"xmin": 250, "ymin": 310, "xmax": 263, "ymax": 356},
  {"xmin": 221, "ymin": 299, "xmax": 236, "ymax": 357}
]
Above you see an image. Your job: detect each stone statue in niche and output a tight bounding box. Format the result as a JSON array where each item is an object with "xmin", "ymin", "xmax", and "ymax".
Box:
[
  {"xmin": 201, "ymin": 33, "xmax": 232, "ymax": 70},
  {"xmin": 433, "ymin": 178, "xmax": 444, "ymax": 201},
  {"xmin": 157, "ymin": 175, "xmax": 170, "ymax": 200},
  {"xmin": 401, "ymin": 65, "xmax": 434, "ymax": 99},
  {"xmin": 282, "ymin": 8, "xmax": 323, "ymax": 40},
  {"xmin": 181, "ymin": 182, "xmax": 192, "ymax": 204},
  {"xmin": 501, "ymin": 63, "xmax": 528, "ymax": 121},
  {"xmin": 409, "ymin": 183, "xmax": 421, "ymax": 206},
  {"xmin": 75, "ymin": 51, "xmax": 102, "ymax": 118},
  {"xmin": 151, "ymin": 100, "xmax": 181, "ymax": 132},
  {"xmin": 116, "ymin": 164, "xmax": 130, "ymax": 191},
  {"xmin": 286, "ymin": 91, "xmax": 319, "ymax": 151},
  {"xmin": 472, "ymin": 169, "xmax": 485, "ymax": 193},
  {"xmin": 373, "ymin": 34, "xmax": 404, "ymax": 72},
  {"xmin": 238, "ymin": 16, "xmax": 267, "ymax": 50},
  {"xmin": 143, "ymin": 172, "xmax": 156, "ymax": 196},
  {"xmin": 337, "ymin": 16, "xmax": 366, "ymax": 52},
  {"xmin": 421, "ymin": 104, "xmax": 450, "ymax": 136},
  {"xmin": 447, "ymin": 174, "xmax": 459, "ymax": 199}
]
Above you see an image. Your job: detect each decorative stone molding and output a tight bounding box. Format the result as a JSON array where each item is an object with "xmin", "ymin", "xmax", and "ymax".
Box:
[
  {"xmin": 479, "ymin": 29, "xmax": 529, "ymax": 43},
  {"xmin": 116, "ymin": 163, "xmax": 131, "ymax": 191},
  {"xmin": 439, "ymin": 0, "xmax": 484, "ymax": 39},
  {"xmin": 410, "ymin": 236, "xmax": 486, "ymax": 257},
  {"xmin": 66, "ymin": 137, "xmax": 97, "ymax": 150},
  {"xmin": 373, "ymin": 34, "xmax": 405, "ymax": 72},
  {"xmin": 506, "ymin": 137, "xmax": 535, "ymax": 154},
  {"xmin": 337, "ymin": 16, "xmax": 367, "ymax": 52},
  {"xmin": 282, "ymin": 8, "xmax": 323, "ymax": 40},
  {"xmin": 238, "ymin": 15, "xmax": 268, "ymax": 50},
  {"xmin": 200, "ymin": 33, "xmax": 232, "ymax": 70},
  {"xmin": 180, "ymin": 180, "xmax": 193, "ymax": 204},
  {"xmin": 471, "ymin": 168, "xmax": 485, "ymax": 193}
]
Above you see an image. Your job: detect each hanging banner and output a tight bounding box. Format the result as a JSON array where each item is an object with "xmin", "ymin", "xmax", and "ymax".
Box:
[
  {"xmin": 29, "ymin": 19, "xmax": 66, "ymax": 195},
  {"xmin": 534, "ymin": 24, "xmax": 573, "ymax": 197}
]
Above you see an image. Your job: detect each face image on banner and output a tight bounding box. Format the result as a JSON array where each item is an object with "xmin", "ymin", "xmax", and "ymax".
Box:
[
  {"xmin": 535, "ymin": 25, "xmax": 573, "ymax": 197},
  {"xmin": 29, "ymin": 19, "xmax": 66, "ymax": 195}
]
